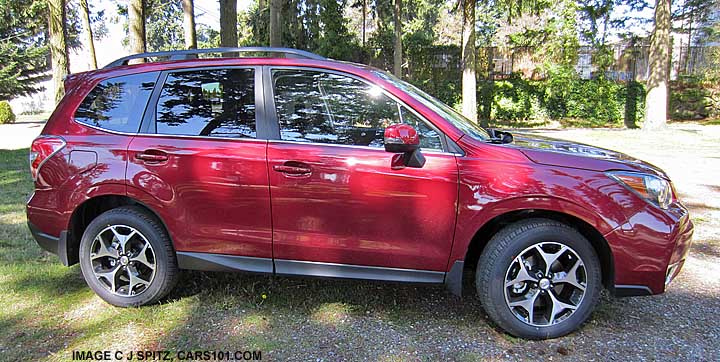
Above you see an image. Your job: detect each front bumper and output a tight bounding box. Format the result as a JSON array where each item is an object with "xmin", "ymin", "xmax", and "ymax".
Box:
[
  {"xmin": 27, "ymin": 222, "xmax": 74, "ymax": 266},
  {"xmin": 606, "ymin": 202, "xmax": 694, "ymax": 296}
]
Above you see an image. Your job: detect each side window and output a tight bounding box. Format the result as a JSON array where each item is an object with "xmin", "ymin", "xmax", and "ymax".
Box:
[
  {"xmin": 74, "ymin": 72, "xmax": 159, "ymax": 133},
  {"xmin": 271, "ymin": 69, "xmax": 443, "ymax": 150},
  {"xmin": 400, "ymin": 108, "xmax": 444, "ymax": 150},
  {"xmin": 155, "ymin": 68, "xmax": 256, "ymax": 138}
]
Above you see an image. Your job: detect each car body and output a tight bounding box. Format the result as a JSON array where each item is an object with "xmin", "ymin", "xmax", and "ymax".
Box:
[{"xmin": 26, "ymin": 48, "xmax": 693, "ymax": 339}]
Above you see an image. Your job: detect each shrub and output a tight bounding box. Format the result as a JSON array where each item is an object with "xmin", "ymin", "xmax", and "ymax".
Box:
[
  {"xmin": 479, "ymin": 67, "xmax": 642, "ymax": 127},
  {"xmin": 564, "ymin": 78, "xmax": 624, "ymax": 125},
  {"xmin": 670, "ymin": 75, "xmax": 720, "ymax": 120},
  {"xmin": 0, "ymin": 101, "xmax": 16, "ymax": 124},
  {"xmin": 488, "ymin": 73, "xmax": 544, "ymax": 122}
]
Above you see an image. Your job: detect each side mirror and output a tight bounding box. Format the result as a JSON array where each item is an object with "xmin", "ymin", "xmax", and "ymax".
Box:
[{"xmin": 384, "ymin": 124, "xmax": 426, "ymax": 169}]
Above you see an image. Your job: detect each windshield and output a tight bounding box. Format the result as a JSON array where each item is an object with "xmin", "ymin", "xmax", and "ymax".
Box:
[{"xmin": 374, "ymin": 71, "xmax": 490, "ymax": 141}]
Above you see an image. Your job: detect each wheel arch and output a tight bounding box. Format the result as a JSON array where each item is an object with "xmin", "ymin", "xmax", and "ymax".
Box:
[
  {"xmin": 65, "ymin": 194, "xmax": 172, "ymax": 266},
  {"xmin": 457, "ymin": 209, "xmax": 614, "ymax": 296}
]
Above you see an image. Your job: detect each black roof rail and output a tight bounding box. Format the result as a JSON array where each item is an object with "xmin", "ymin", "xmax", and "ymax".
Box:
[{"xmin": 104, "ymin": 47, "xmax": 327, "ymax": 68}]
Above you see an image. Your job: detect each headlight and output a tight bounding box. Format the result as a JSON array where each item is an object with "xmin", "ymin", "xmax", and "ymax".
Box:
[{"xmin": 606, "ymin": 171, "xmax": 672, "ymax": 209}]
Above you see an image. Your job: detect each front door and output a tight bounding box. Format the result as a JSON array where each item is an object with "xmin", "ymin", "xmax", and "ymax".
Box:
[
  {"xmin": 126, "ymin": 66, "xmax": 273, "ymax": 263},
  {"xmin": 265, "ymin": 68, "xmax": 459, "ymax": 274}
]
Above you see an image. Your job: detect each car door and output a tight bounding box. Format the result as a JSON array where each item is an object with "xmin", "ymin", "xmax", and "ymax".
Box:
[
  {"xmin": 265, "ymin": 67, "xmax": 459, "ymax": 277},
  {"xmin": 126, "ymin": 66, "xmax": 273, "ymax": 270}
]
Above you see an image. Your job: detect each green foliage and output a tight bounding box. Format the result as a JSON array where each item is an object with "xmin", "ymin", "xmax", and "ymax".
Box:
[
  {"xmin": 240, "ymin": 0, "xmax": 362, "ymax": 60},
  {"xmin": 0, "ymin": 0, "xmax": 50, "ymax": 101},
  {"xmin": 0, "ymin": 101, "xmax": 16, "ymax": 124},
  {"xmin": 486, "ymin": 74, "xmax": 544, "ymax": 122},
  {"xmin": 482, "ymin": 68, "xmax": 644, "ymax": 127},
  {"xmin": 670, "ymin": 75, "xmax": 720, "ymax": 120}
]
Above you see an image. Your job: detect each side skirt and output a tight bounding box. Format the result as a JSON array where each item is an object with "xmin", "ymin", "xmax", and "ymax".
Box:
[
  {"xmin": 275, "ymin": 259, "xmax": 445, "ymax": 284},
  {"xmin": 176, "ymin": 251, "xmax": 446, "ymax": 285},
  {"xmin": 177, "ymin": 252, "xmax": 274, "ymax": 274}
]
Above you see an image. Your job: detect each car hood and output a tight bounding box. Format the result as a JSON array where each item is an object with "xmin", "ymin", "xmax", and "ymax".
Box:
[{"xmin": 506, "ymin": 132, "xmax": 668, "ymax": 178}]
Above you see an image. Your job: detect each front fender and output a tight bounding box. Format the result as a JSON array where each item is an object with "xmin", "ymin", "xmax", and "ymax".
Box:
[{"xmin": 447, "ymin": 158, "xmax": 634, "ymax": 271}]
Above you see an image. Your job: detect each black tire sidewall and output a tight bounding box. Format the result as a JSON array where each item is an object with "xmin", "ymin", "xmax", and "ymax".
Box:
[
  {"xmin": 78, "ymin": 208, "xmax": 175, "ymax": 307},
  {"xmin": 478, "ymin": 220, "xmax": 602, "ymax": 339}
]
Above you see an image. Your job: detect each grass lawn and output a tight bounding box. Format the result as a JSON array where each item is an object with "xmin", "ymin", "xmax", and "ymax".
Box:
[{"xmin": 1, "ymin": 123, "xmax": 719, "ymax": 361}]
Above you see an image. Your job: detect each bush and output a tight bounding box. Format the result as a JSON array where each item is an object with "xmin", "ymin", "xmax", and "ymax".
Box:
[
  {"xmin": 670, "ymin": 75, "xmax": 720, "ymax": 120},
  {"xmin": 489, "ymin": 73, "xmax": 544, "ymax": 122},
  {"xmin": 478, "ymin": 67, "xmax": 644, "ymax": 127},
  {"xmin": 0, "ymin": 101, "xmax": 16, "ymax": 124}
]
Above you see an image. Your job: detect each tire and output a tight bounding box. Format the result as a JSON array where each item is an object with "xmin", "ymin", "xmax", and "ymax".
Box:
[
  {"xmin": 476, "ymin": 218, "xmax": 601, "ymax": 339},
  {"xmin": 79, "ymin": 206, "xmax": 178, "ymax": 307}
]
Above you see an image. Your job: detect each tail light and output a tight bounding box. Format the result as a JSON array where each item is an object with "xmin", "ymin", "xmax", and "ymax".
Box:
[{"xmin": 30, "ymin": 136, "xmax": 66, "ymax": 181}]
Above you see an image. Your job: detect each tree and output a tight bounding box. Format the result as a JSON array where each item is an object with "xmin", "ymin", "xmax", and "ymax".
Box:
[
  {"xmin": 643, "ymin": 0, "xmax": 671, "ymax": 130},
  {"xmin": 79, "ymin": 0, "xmax": 97, "ymax": 69},
  {"xmin": 0, "ymin": 1, "xmax": 50, "ymax": 101},
  {"xmin": 145, "ymin": 0, "xmax": 184, "ymax": 50},
  {"xmin": 315, "ymin": 0, "xmax": 358, "ymax": 59},
  {"xmin": 393, "ymin": 0, "xmax": 402, "ymax": 77},
  {"xmin": 182, "ymin": 0, "xmax": 197, "ymax": 49},
  {"xmin": 128, "ymin": 0, "xmax": 146, "ymax": 58},
  {"xmin": 48, "ymin": 0, "xmax": 69, "ymax": 104},
  {"xmin": 220, "ymin": 0, "xmax": 238, "ymax": 47},
  {"xmin": 461, "ymin": 0, "xmax": 477, "ymax": 123},
  {"xmin": 269, "ymin": 0, "xmax": 281, "ymax": 47}
]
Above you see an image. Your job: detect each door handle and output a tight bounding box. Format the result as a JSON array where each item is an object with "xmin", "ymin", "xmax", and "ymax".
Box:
[
  {"xmin": 135, "ymin": 150, "xmax": 168, "ymax": 163},
  {"xmin": 273, "ymin": 163, "xmax": 312, "ymax": 176}
]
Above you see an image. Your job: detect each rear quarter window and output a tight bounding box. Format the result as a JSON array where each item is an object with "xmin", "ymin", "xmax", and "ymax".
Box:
[{"xmin": 74, "ymin": 72, "xmax": 159, "ymax": 133}]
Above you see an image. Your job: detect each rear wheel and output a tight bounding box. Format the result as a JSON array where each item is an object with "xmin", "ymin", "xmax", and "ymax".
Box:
[
  {"xmin": 476, "ymin": 219, "xmax": 601, "ymax": 339},
  {"xmin": 79, "ymin": 206, "xmax": 178, "ymax": 307}
]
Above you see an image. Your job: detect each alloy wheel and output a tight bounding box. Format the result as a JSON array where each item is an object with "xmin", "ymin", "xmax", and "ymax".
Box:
[
  {"xmin": 89, "ymin": 225, "xmax": 156, "ymax": 297},
  {"xmin": 503, "ymin": 241, "xmax": 587, "ymax": 327}
]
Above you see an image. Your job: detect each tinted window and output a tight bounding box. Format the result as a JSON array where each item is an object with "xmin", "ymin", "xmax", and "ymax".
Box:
[
  {"xmin": 272, "ymin": 69, "xmax": 442, "ymax": 150},
  {"xmin": 75, "ymin": 72, "xmax": 158, "ymax": 133},
  {"xmin": 156, "ymin": 68, "xmax": 256, "ymax": 138}
]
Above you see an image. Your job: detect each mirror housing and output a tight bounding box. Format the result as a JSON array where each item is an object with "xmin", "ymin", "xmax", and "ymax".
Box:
[
  {"xmin": 487, "ymin": 129, "xmax": 514, "ymax": 144},
  {"xmin": 384, "ymin": 124, "xmax": 426, "ymax": 169},
  {"xmin": 384, "ymin": 124, "xmax": 420, "ymax": 153}
]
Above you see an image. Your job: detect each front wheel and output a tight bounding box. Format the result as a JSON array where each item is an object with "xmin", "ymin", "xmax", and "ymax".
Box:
[
  {"xmin": 79, "ymin": 206, "xmax": 178, "ymax": 307},
  {"xmin": 476, "ymin": 219, "xmax": 602, "ymax": 339}
]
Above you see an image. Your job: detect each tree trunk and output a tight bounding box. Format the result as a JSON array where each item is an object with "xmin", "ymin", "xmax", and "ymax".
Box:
[
  {"xmin": 643, "ymin": 0, "xmax": 671, "ymax": 130},
  {"xmin": 269, "ymin": 0, "xmax": 282, "ymax": 47},
  {"xmin": 219, "ymin": 0, "xmax": 238, "ymax": 47},
  {"xmin": 182, "ymin": 0, "xmax": 197, "ymax": 49},
  {"xmin": 79, "ymin": 0, "xmax": 97, "ymax": 69},
  {"xmin": 128, "ymin": 0, "xmax": 146, "ymax": 61},
  {"xmin": 362, "ymin": 0, "xmax": 366, "ymax": 47},
  {"xmin": 48, "ymin": 0, "xmax": 69, "ymax": 104},
  {"xmin": 393, "ymin": 0, "xmax": 402, "ymax": 77},
  {"xmin": 461, "ymin": 0, "xmax": 477, "ymax": 123}
]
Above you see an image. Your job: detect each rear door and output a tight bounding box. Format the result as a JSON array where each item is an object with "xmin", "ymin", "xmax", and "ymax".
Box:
[
  {"xmin": 264, "ymin": 67, "xmax": 459, "ymax": 276},
  {"xmin": 126, "ymin": 66, "xmax": 273, "ymax": 268}
]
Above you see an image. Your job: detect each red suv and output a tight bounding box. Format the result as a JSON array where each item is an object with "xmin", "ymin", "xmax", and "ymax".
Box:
[{"xmin": 27, "ymin": 47, "xmax": 693, "ymax": 339}]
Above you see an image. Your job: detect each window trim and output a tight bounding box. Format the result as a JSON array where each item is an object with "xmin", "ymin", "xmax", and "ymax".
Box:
[
  {"xmin": 143, "ymin": 65, "xmax": 269, "ymax": 140},
  {"xmin": 263, "ymin": 66, "xmax": 456, "ymax": 154},
  {"xmin": 73, "ymin": 71, "xmax": 161, "ymax": 135}
]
